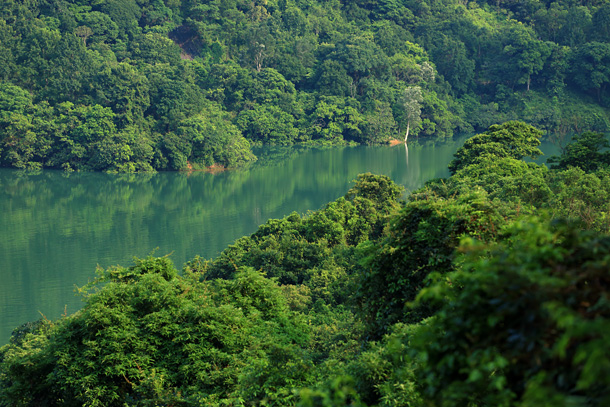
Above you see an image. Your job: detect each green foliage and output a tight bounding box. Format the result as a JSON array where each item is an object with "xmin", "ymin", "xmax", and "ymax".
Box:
[
  {"xmin": 569, "ymin": 42, "xmax": 610, "ymax": 102},
  {"xmin": 450, "ymin": 157, "xmax": 552, "ymax": 207},
  {"xmin": 173, "ymin": 102, "xmax": 256, "ymax": 169},
  {"xmin": 0, "ymin": 82, "xmax": 49, "ymax": 170},
  {"xmin": 547, "ymin": 131, "xmax": 610, "ymax": 172},
  {"xmin": 195, "ymin": 174, "xmax": 403, "ymax": 305},
  {"xmin": 307, "ymin": 97, "xmax": 364, "ymax": 144},
  {"xmin": 4, "ymin": 144, "xmax": 610, "ymax": 405},
  {"xmin": 448, "ymin": 120, "xmax": 543, "ymax": 174},
  {"xmin": 298, "ymin": 376, "xmax": 364, "ymax": 407},
  {"xmin": 545, "ymin": 167, "xmax": 610, "ymax": 233},
  {"xmin": 346, "ymin": 323, "xmax": 423, "ymax": 407},
  {"xmin": 437, "ymin": 125, "xmax": 610, "ymax": 234},
  {"xmin": 2, "ymin": 0, "xmax": 610, "ymax": 171},
  {"xmin": 356, "ymin": 188, "xmax": 502, "ymax": 337},
  {"xmin": 0, "ymin": 257, "xmax": 310, "ymax": 406},
  {"xmin": 236, "ymin": 103, "xmax": 299, "ymax": 145},
  {"xmin": 502, "ymin": 24, "xmax": 552, "ymax": 91},
  {"xmin": 414, "ymin": 219, "xmax": 610, "ymax": 407},
  {"xmin": 0, "ymin": 319, "xmax": 56, "ymax": 406}
]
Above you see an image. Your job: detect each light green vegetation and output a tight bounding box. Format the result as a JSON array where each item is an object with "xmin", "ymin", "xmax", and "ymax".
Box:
[
  {"xmin": 2, "ymin": 121, "xmax": 609, "ymax": 406},
  {"xmin": 1, "ymin": 0, "xmax": 610, "ymax": 171}
]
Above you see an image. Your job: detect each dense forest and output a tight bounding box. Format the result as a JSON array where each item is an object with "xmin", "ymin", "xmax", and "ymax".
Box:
[
  {"xmin": 1, "ymin": 121, "xmax": 609, "ymax": 406},
  {"xmin": 2, "ymin": 0, "xmax": 610, "ymax": 404},
  {"xmin": 1, "ymin": 0, "xmax": 610, "ymax": 171}
]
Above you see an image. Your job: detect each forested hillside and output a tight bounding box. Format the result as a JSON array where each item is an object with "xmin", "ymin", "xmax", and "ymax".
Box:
[
  {"xmin": 1, "ymin": 121, "xmax": 609, "ymax": 406},
  {"xmin": 1, "ymin": 0, "xmax": 610, "ymax": 171}
]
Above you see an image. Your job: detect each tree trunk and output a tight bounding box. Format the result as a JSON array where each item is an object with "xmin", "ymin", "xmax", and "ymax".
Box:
[{"xmin": 404, "ymin": 121, "xmax": 410, "ymax": 143}]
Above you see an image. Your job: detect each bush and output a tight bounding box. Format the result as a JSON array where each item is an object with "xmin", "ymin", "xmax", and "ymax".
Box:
[{"xmin": 413, "ymin": 219, "xmax": 610, "ymax": 407}]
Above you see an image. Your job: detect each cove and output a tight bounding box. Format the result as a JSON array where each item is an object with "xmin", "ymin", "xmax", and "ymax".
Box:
[{"xmin": 0, "ymin": 136, "xmax": 561, "ymax": 344}]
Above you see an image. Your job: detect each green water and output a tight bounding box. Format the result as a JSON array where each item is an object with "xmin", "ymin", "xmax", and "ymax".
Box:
[{"xmin": 1, "ymin": 138, "xmax": 560, "ymax": 344}]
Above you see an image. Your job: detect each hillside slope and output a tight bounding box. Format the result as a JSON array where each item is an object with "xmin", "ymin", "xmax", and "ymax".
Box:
[{"xmin": 1, "ymin": 0, "xmax": 609, "ymax": 171}]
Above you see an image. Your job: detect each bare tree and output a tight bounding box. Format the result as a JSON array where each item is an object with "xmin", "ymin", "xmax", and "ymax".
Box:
[
  {"xmin": 254, "ymin": 42, "xmax": 265, "ymax": 72},
  {"xmin": 402, "ymin": 86, "xmax": 423, "ymax": 143},
  {"xmin": 75, "ymin": 26, "xmax": 93, "ymax": 47},
  {"xmin": 420, "ymin": 61, "xmax": 435, "ymax": 83}
]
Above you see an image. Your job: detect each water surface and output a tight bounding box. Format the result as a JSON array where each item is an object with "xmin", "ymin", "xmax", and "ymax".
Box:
[{"xmin": 1, "ymin": 137, "xmax": 561, "ymax": 343}]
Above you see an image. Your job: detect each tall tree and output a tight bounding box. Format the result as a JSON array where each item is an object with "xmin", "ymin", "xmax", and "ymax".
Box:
[
  {"xmin": 402, "ymin": 86, "xmax": 422, "ymax": 142},
  {"xmin": 570, "ymin": 42, "xmax": 610, "ymax": 102},
  {"xmin": 502, "ymin": 25, "xmax": 551, "ymax": 91},
  {"xmin": 591, "ymin": 5, "xmax": 610, "ymax": 43}
]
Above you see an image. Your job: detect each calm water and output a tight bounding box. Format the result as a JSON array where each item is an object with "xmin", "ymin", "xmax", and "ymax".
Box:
[{"xmin": 0, "ymin": 138, "xmax": 561, "ymax": 344}]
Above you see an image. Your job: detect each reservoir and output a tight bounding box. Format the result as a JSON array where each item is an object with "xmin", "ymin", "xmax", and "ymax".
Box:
[{"xmin": 0, "ymin": 137, "xmax": 560, "ymax": 344}]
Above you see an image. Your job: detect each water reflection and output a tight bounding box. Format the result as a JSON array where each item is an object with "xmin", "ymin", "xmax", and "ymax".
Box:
[{"xmin": 1, "ymin": 138, "xmax": 474, "ymax": 343}]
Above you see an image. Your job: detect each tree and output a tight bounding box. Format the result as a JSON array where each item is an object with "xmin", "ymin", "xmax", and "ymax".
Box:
[
  {"xmin": 313, "ymin": 59, "xmax": 353, "ymax": 97},
  {"xmin": 559, "ymin": 6, "xmax": 592, "ymax": 47},
  {"xmin": 402, "ymin": 86, "xmax": 422, "ymax": 142},
  {"xmin": 174, "ymin": 101, "xmax": 256, "ymax": 169},
  {"xmin": 97, "ymin": 0, "xmax": 142, "ymax": 40},
  {"xmin": 198, "ymin": 173, "xmax": 403, "ymax": 298},
  {"xmin": 356, "ymin": 189, "xmax": 501, "ymax": 338},
  {"xmin": 540, "ymin": 44, "xmax": 570, "ymax": 97},
  {"xmin": 128, "ymin": 32, "xmax": 182, "ymax": 65},
  {"xmin": 344, "ymin": 172, "xmax": 404, "ymax": 216},
  {"xmin": 570, "ymin": 42, "xmax": 610, "ymax": 102},
  {"xmin": 247, "ymin": 68, "xmax": 297, "ymax": 109},
  {"xmin": 533, "ymin": 4, "xmax": 567, "ymax": 42},
  {"xmin": 243, "ymin": 25, "xmax": 275, "ymax": 73},
  {"xmin": 79, "ymin": 11, "xmax": 119, "ymax": 45},
  {"xmin": 236, "ymin": 104, "xmax": 298, "ymax": 145},
  {"xmin": 49, "ymin": 103, "xmax": 118, "ymax": 171},
  {"xmin": 40, "ymin": 33, "xmax": 99, "ymax": 104},
  {"xmin": 361, "ymin": 100, "xmax": 398, "ymax": 144},
  {"xmin": 547, "ymin": 132, "xmax": 610, "ymax": 172},
  {"xmin": 414, "ymin": 219, "xmax": 610, "ymax": 406},
  {"xmin": 502, "ymin": 25, "xmax": 551, "ymax": 91},
  {"xmin": 145, "ymin": 65, "xmax": 205, "ymax": 131},
  {"xmin": 0, "ymin": 19, "xmax": 19, "ymax": 81},
  {"xmin": 0, "ymin": 257, "xmax": 310, "ymax": 406},
  {"xmin": 270, "ymin": 36, "xmax": 316, "ymax": 83},
  {"xmin": 0, "ymin": 82, "xmax": 57, "ymax": 170},
  {"xmin": 427, "ymin": 34, "xmax": 473, "ymax": 95},
  {"xmin": 448, "ymin": 121, "xmax": 543, "ymax": 174},
  {"xmin": 92, "ymin": 62, "xmax": 150, "ymax": 126},
  {"xmin": 74, "ymin": 25, "xmax": 93, "ymax": 46},
  {"xmin": 545, "ymin": 167, "xmax": 610, "ymax": 233},
  {"xmin": 330, "ymin": 36, "xmax": 391, "ymax": 91},
  {"xmin": 591, "ymin": 5, "xmax": 610, "ymax": 43},
  {"xmin": 308, "ymin": 97, "xmax": 364, "ymax": 143}
]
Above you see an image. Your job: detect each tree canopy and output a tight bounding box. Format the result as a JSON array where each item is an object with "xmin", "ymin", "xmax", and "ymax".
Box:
[
  {"xmin": 448, "ymin": 120, "xmax": 543, "ymax": 174},
  {"xmin": 1, "ymin": 0, "xmax": 610, "ymax": 171},
  {"xmin": 2, "ymin": 122, "xmax": 610, "ymax": 405}
]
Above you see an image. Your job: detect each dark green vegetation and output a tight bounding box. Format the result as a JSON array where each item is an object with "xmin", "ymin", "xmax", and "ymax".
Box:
[
  {"xmin": 2, "ymin": 0, "xmax": 610, "ymax": 171},
  {"xmin": 0, "ymin": 139, "xmax": 463, "ymax": 344},
  {"xmin": 2, "ymin": 121, "xmax": 609, "ymax": 406}
]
